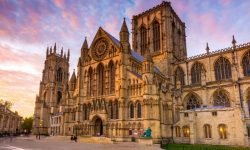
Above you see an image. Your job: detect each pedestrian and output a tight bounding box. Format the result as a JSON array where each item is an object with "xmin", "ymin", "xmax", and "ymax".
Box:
[
  {"xmin": 10, "ymin": 132, "xmax": 13, "ymax": 142},
  {"xmin": 74, "ymin": 136, "xmax": 77, "ymax": 142}
]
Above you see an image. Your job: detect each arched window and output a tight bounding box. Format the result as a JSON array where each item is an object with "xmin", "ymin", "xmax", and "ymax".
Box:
[
  {"xmin": 87, "ymin": 67, "xmax": 93, "ymax": 96},
  {"xmin": 140, "ymin": 26, "xmax": 147, "ymax": 56},
  {"xmin": 109, "ymin": 101, "xmax": 113, "ymax": 119},
  {"xmin": 247, "ymin": 91, "xmax": 250, "ymax": 114},
  {"xmin": 129, "ymin": 103, "xmax": 134, "ymax": 118},
  {"xmin": 83, "ymin": 104, "xmax": 88, "ymax": 120},
  {"xmin": 109, "ymin": 61, "xmax": 115, "ymax": 94},
  {"xmin": 183, "ymin": 126, "xmax": 190, "ymax": 137},
  {"xmin": 214, "ymin": 57, "xmax": 232, "ymax": 80},
  {"xmin": 153, "ymin": 21, "xmax": 160, "ymax": 52},
  {"xmin": 213, "ymin": 90, "xmax": 230, "ymax": 107},
  {"xmin": 56, "ymin": 68, "xmax": 63, "ymax": 82},
  {"xmin": 204, "ymin": 124, "xmax": 212, "ymax": 138},
  {"xmin": 186, "ymin": 94, "xmax": 200, "ymax": 110},
  {"xmin": 242, "ymin": 51, "xmax": 250, "ymax": 76},
  {"xmin": 218, "ymin": 124, "xmax": 227, "ymax": 139},
  {"xmin": 137, "ymin": 103, "xmax": 142, "ymax": 118},
  {"xmin": 175, "ymin": 126, "xmax": 181, "ymax": 137},
  {"xmin": 191, "ymin": 62, "xmax": 203, "ymax": 84},
  {"xmin": 57, "ymin": 91, "xmax": 62, "ymax": 104},
  {"xmin": 97, "ymin": 64, "xmax": 105, "ymax": 96},
  {"xmin": 113, "ymin": 100, "xmax": 119, "ymax": 119},
  {"xmin": 175, "ymin": 67, "xmax": 185, "ymax": 86}
]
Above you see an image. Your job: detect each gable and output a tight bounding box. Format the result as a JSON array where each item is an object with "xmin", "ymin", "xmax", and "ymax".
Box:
[{"xmin": 88, "ymin": 27, "xmax": 120, "ymax": 62}]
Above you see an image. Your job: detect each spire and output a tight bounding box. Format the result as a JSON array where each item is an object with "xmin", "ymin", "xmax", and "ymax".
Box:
[
  {"xmin": 53, "ymin": 43, "xmax": 56, "ymax": 53},
  {"xmin": 206, "ymin": 42, "xmax": 210, "ymax": 54},
  {"xmin": 70, "ymin": 69, "xmax": 76, "ymax": 83},
  {"xmin": 64, "ymin": 52, "xmax": 66, "ymax": 59},
  {"xmin": 50, "ymin": 46, "xmax": 52, "ymax": 54},
  {"xmin": 81, "ymin": 37, "xmax": 88, "ymax": 57},
  {"xmin": 81, "ymin": 37, "xmax": 88, "ymax": 50},
  {"xmin": 61, "ymin": 47, "xmax": 63, "ymax": 57},
  {"xmin": 232, "ymin": 35, "xmax": 236, "ymax": 48},
  {"xmin": 119, "ymin": 18, "xmax": 130, "ymax": 53},
  {"xmin": 120, "ymin": 18, "xmax": 129, "ymax": 33},
  {"xmin": 67, "ymin": 49, "xmax": 70, "ymax": 61},
  {"xmin": 46, "ymin": 46, "xmax": 49, "ymax": 57}
]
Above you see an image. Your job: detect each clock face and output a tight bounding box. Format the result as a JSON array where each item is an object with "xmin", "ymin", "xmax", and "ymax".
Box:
[{"xmin": 92, "ymin": 38, "xmax": 109, "ymax": 61}]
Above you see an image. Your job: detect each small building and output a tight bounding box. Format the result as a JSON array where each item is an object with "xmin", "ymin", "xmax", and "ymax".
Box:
[{"xmin": 0, "ymin": 103, "xmax": 22, "ymax": 135}]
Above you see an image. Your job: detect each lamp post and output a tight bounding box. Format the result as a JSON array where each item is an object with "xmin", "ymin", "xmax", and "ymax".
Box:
[{"xmin": 39, "ymin": 119, "xmax": 43, "ymax": 140}]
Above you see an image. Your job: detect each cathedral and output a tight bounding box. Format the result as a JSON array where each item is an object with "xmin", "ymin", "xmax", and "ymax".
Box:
[{"xmin": 33, "ymin": 1, "xmax": 250, "ymax": 146}]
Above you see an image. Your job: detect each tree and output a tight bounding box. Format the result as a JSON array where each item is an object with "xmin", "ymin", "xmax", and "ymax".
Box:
[
  {"xmin": 21, "ymin": 117, "xmax": 33, "ymax": 134},
  {"xmin": 0, "ymin": 99, "xmax": 13, "ymax": 109}
]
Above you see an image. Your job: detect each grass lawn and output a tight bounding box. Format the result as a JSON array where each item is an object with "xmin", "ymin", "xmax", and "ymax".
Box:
[{"xmin": 165, "ymin": 144, "xmax": 250, "ymax": 150}]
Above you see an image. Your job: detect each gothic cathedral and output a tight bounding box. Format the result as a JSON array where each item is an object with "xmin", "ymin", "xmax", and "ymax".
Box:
[{"xmin": 33, "ymin": 1, "xmax": 250, "ymax": 146}]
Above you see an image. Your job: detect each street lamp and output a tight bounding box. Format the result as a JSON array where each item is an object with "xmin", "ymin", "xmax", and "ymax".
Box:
[{"xmin": 39, "ymin": 119, "xmax": 43, "ymax": 140}]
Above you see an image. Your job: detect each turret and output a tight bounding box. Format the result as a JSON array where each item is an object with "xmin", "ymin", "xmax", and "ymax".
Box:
[
  {"xmin": 119, "ymin": 18, "xmax": 130, "ymax": 53},
  {"xmin": 53, "ymin": 43, "xmax": 56, "ymax": 53},
  {"xmin": 81, "ymin": 37, "xmax": 88, "ymax": 57},
  {"xmin": 232, "ymin": 35, "xmax": 236, "ymax": 49},
  {"xmin": 46, "ymin": 47, "xmax": 49, "ymax": 58},
  {"xmin": 69, "ymin": 69, "xmax": 76, "ymax": 91},
  {"xmin": 143, "ymin": 51, "xmax": 154, "ymax": 73},
  {"xmin": 61, "ymin": 47, "xmax": 63, "ymax": 57},
  {"xmin": 67, "ymin": 49, "xmax": 70, "ymax": 61},
  {"xmin": 50, "ymin": 46, "xmax": 52, "ymax": 54},
  {"xmin": 206, "ymin": 42, "xmax": 210, "ymax": 54}
]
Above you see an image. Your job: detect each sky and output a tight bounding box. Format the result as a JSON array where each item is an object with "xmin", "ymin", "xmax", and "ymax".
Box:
[{"xmin": 0, "ymin": 0, "xmax": 249, "ymax": 117}]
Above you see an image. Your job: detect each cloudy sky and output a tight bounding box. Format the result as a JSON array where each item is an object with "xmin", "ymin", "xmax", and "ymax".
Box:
[{"xmin": 0, "ymin": 0, "xmax": 249, "ymax": 117}]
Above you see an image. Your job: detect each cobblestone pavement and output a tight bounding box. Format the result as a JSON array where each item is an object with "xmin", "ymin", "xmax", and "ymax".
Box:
[{"xmin": 0, "ymin": 136, "xmax": 162, "ymax": 150}]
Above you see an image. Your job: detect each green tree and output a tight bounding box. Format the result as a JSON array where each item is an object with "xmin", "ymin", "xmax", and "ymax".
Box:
[
  {"xmin": 0, "ymin": 99, "xmax": 13, "ymax": 109},
  {"xmin": 21, "ymin": 117, "xmax": 33, "ymax": 134}
]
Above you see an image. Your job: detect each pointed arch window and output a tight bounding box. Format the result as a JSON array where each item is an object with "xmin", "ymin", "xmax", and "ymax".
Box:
[
  {"xmin": 204, "ymin": 124, "xmax": 212, "ymax": 138},
  {"xmin": 191, "ymin": 62, "xmax": 203, "ymax": 84},
  {"xmin": 56, "ymin": 68, "xmax": 63, "ymax": 82},
  {"xmin": 109, "ymin": 101, "xmax": 113, "ymax": 119},
  {"xmin": 153, "ymin": 21, "xmax": 160, "ymax": 52},
  {"xmin": 109, "ymin": 61, "xmax": 116, "ymax": 94},
  {"xmin": 87, "ymin": 67, "xmax": 93, "ymax": 96},
  {"xmin": 129, "ymin": 103, "xmax": 134, "ymax": 118},
  {"xmin": 113, "ymin": 100, "xmax": 119, "ymax": 119},
  {"xmin": 140, "ymin": 26, "xmax": 147, "ymax": 56},
  {"xmin": 175, "ymin": 126, "xmax": 181, "ymax": 137},
  {"xmin": 247, "ymin": 91, "xmax": 250, "ymax": 114},
  {"xmin": 57, "ymin": 91, "xmax": 62, "ymax": 104},
  {"xmin": 175, "ymin": 67, "xmax": 185, "ymax": 86},
  {"xmin": 214, "ymin": 57, "xmax": 232, "ymax": 80},
  {"xmin": 186, "ymin": 94, "xmax": 200, "ymax": 110},
  {"xmin": 213, "ymin": 90, "xmax": 230, "ymax": 107},
  {"xmin": 218, "ymin": 124, "xmax": 227, "ymax": 139},
  {"xmin": 242, "ymin": 51, "xmax": 250, "ymax": 76},
  {"xmin": 183, "ymin": 126, "xmax": 190, "ymax": 137},
  {"xmin": 137, "ymin": 103, "xmax": 142, "ymax": 118},
  {"xmin": 97, "ymin": 64, "xmax": 105, "ymax": 96},
  {"xmin": 83, "ymin": 104, "xmax": 88, "ymax": 120}
]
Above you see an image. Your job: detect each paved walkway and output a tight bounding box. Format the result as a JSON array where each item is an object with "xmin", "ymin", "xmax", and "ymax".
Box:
[{"xmin": 0, "ymin": 136, "xmax": 163, "ymax": 150}]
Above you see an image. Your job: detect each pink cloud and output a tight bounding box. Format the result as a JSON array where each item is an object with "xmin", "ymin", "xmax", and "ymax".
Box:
[{"xmin": 0, "ymin": 44, "xmax": 44, "ymax": 71}]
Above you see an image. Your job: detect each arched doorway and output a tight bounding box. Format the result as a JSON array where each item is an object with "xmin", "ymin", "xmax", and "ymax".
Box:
[{"xmin": 94, "ymin": 117, "xmax": 103, "ymax": 136}]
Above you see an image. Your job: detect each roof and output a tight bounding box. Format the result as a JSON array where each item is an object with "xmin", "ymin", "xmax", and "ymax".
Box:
[
  {"xmin": 70, "ymin": 70, "xmax": 76, "ymax": 83},
  {"xmin": 102, "ymin": 29, "xmax": 120, "ymax": 46},
  {"xmin": 131, "ymin": 50, "xmax": 144, "ymax": 62}
]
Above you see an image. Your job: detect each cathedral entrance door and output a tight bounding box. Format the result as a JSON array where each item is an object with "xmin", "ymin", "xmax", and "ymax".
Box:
[{"xmin": 94, "ymin": 118, "xmax": 103, "ymax": 136}]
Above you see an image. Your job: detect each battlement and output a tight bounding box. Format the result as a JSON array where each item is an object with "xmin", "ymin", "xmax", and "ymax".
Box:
[{"xmin": 186, "ymin": 41, "xmax": 250, "ymax": 61}]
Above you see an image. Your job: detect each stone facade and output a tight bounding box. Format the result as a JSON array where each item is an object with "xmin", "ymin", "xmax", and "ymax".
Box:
[
  {"xmin": 33, "ymin": 1, "xmax": 250, "ymax": 146},
  {"xmin": 0, "ymin": 103, "xmax": 22, "ymax": 135}
]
